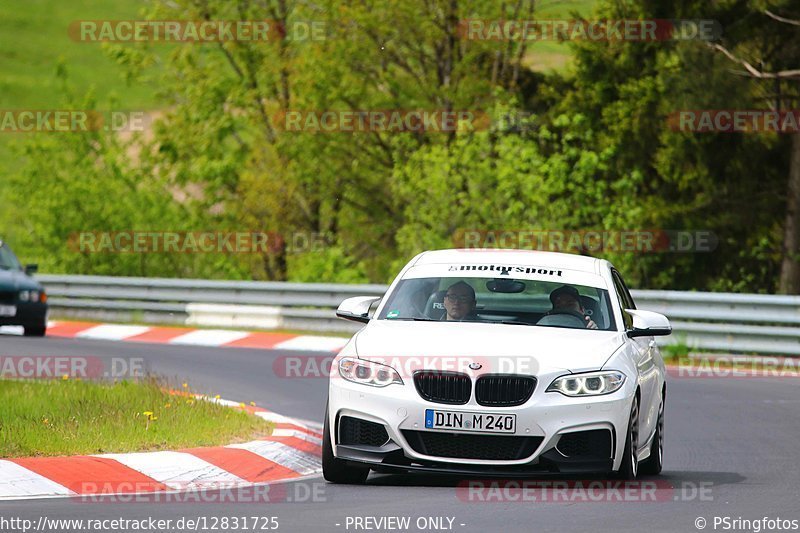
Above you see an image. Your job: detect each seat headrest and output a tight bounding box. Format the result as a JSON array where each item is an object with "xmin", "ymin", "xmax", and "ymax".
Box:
[{"xmin": 423, "ymin": 289, "xmax": 447, "ymax": 320}]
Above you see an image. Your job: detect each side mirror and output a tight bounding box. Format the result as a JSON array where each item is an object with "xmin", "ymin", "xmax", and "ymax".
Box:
[
  {"xmin": 336, "ymin": 296, "xmax": 381, "ymax": 324},
  {"xmin": 625, "ymin": 309, "xmax": 672, "ymax": 338},
  {"xmin": 24, "ymin": 264, "xmax": 38, "ymax": 275}
]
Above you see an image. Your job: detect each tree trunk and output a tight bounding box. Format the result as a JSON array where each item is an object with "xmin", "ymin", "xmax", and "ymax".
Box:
[{"xmin": 779, "ymin": 133, "xmax": 800, "ymax": 294}]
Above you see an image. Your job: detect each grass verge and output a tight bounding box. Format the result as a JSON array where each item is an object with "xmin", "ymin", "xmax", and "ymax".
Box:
[{"xmin": 0, "ymin": 378, "xmax": 271, "ymax": 457}]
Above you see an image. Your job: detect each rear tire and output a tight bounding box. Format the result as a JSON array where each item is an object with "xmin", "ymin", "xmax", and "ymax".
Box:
[
  {"xmin": 640, "ymin": 391, "xmax": 665, "ymax": 476},
  {"xmin": 615, "ymin": 395, "xmax": 639, "ymax": 480},
  {"xmin": 322, "ymin": 403, "xmax": 369, "ymax": 484}
]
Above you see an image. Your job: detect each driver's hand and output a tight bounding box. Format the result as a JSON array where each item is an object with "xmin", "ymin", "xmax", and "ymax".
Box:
[{"xmin": 585, "ymin": 316, "xmax": 598, "ymax": 329}]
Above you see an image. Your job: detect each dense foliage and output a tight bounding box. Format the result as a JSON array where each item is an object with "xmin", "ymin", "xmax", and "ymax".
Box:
[{"xmin": 4, "ymin": 0, "xmax": 798, "ymax": 293}]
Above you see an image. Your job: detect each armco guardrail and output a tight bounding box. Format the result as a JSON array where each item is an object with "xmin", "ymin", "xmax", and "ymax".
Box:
[
  {"xmin": 627, "ymin": 291, "xmax": 800, "ymax": 355},
  {"xmin": 37, "ymin": 275, "xmax": 800, "ymax": 354},
  {"xmin": 38, "ymin": 275, "xmax": 387, "ymax": 333}
]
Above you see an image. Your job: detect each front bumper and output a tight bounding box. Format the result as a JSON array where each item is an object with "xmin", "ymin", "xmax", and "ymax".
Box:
[
  {"xmin": 328, "ymin": 368, "xmax": 634, "ymax": 475},
  {"xmin": 335, "ymin": 444, "xmax": 614, "ymax": 476},
  {"xmin": 0, "ymin": 301, "xmax": 47, "ymax": 327}
]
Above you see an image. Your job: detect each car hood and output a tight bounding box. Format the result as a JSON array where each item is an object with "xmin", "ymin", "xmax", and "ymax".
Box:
[
  {"xmin": 354, "ymin": 320, "xmax": 626, "ymax": 374},
  {"xmin": 0, "ymin": 269, "xmax": 40, "ymax": 291}
]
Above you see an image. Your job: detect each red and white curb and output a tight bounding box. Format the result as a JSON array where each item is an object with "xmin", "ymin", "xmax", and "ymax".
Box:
[
  {"xmin": 1, "ymin": 321, "xmax": 349, "ymax": 352},
  {"xmin": 0, "ymin": 400, "xmax": 323, "ymax": 501}
]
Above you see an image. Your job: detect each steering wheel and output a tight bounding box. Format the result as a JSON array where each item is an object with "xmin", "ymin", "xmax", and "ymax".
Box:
[{"xmin": 545, "ymin": 309, "xmax": 589, "ymax": 328}]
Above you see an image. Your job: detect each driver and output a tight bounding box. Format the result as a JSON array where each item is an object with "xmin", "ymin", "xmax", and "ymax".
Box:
[
  {"xmin": 443, "ymin": 281, "xmax": 478, "ymax": 321},
  {"xmin": 548, "ymin": 285, "xmax": 598, "ymax": 329}
]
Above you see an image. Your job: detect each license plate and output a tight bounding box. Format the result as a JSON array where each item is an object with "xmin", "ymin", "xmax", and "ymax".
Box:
[
  {"xmin": 0, "ymin": 305, "xmax": 16, "ymax": 317},
  {"xmin": 424, "ymin": 409, "xmax": 516, "ymax": 434}
]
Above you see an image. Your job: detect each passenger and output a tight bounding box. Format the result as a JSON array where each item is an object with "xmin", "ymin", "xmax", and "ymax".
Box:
[{"xmin": 548, "ymin": 285, "xmax": 598, "ymax": 329}]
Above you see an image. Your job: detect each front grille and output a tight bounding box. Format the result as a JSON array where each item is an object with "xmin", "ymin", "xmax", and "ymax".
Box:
[
  {"xmin": 0, "ymin": 291, "xmax": 15, "ymax": 305},
  {"xmin": 475, "ymin": 375, "xmax": 536, "ymax": 407},
  {"xmin": 413, "ymin": 371, "xmax": 471, "ymax": 405},
  {"xmin": 402, "ymin": 430, "xmax": 542, "ymax": 460},
  {"xmin": 338, "ymin": 416, "xmax": 390, "ymax": 447},
  {"xmin": 556, "ymin": 429, "xmax": 613, "ymax": 459}
]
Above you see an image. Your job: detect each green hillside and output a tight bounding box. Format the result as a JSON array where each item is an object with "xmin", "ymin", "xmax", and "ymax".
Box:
[
  {"xmin": 0, "ymin": 0, "xmax": 165, "ymax": 238},
  {"xmin": 0, "ymin": 0, "xmax": 162, "ymax": 109}
]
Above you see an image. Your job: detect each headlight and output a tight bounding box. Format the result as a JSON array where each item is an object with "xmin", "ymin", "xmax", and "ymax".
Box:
[
  {"xmin": 338, "ymin": 357, "xmax": 403, "ymax": 387},
  {"xmin": 19, "ymin": 290, "xmax": 40, "ymax": 302},
  {"xmin": 546, "ymin": 371, "xmax": 626, "ymax": 397}
]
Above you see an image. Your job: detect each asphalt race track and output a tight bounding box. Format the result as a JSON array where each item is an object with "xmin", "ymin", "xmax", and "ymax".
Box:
[{"xmin": 1, "ymin": 334, "xmax": 798, "ymax": 533}]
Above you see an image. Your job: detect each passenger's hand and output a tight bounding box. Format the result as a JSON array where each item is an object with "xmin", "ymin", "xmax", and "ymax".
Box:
[{"xmin": 585, "ymin": 316, "xmax": 598, "ymax": 329}]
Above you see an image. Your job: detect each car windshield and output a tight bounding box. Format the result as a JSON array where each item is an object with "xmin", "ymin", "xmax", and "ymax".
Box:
[
  {"xmin": 377, "ymin": 276, "xmax": 616, "ymax": 331},
  {"xmin": 0, "ymin": 243, "xmax": 23, "ymax": 271}
]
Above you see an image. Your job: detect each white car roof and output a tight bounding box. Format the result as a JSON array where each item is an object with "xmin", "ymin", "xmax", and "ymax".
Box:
[{"xmin": 412, "ymin": 248, "xmax": 606, "ymax": 275}]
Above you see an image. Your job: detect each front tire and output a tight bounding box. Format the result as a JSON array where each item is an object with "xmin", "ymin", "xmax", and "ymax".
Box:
[
  {"xmin": 640, "ymin": 391, "xmax": 665, "ymax": 476},
  {"xmin": 322, "ymin": 403, "xmax": 369, "ymax": 484},
  {"xmin": 24, "ymin": 322, "xmax": 46, "ymax": 337},
  {"xmin": 616, "ymin": 395, "xmax": 639, "ymax": 480}
]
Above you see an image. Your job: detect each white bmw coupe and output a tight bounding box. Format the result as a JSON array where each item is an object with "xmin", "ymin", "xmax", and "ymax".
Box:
[{"xmin": 324, "ymin": 249, "xmax": 671, "ymax": 483}]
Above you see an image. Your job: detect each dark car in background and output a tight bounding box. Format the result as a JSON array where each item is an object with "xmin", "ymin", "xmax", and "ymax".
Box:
[{"xmin": 0, "ymin": 240, "xmax": 47, "ymax": 336}]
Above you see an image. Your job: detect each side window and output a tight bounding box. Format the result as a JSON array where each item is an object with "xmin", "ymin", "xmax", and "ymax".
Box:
[
  {"xmin": 611, "ymin": 270, "xmax": 634, "ymax": 329},
  {"xmin": 611, "ymin": 270, "xmax": 636, "ymax": 310}
]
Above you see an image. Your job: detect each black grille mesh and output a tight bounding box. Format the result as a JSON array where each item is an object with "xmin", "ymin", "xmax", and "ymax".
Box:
[
  {"xmin": 402, "ymin": 430, "xmax": 542, "ymax": 460},
  {"xmin": 413, "ymin": 371, "xmax": 471, "ymax": 404},
  {"xmin": 475, "ymin": 375, "xmax": 536, "ymax": 407},
  {"xmin": 338, "ymin": 416, "xmax": 390, "ymax": 447},
  {"xmin": 0, "ymin": 291, "xmax": 15, "ymax": 305},
  {"xmin": 556, "ymin": 429, "xmax": 613, "ymax": 458}
]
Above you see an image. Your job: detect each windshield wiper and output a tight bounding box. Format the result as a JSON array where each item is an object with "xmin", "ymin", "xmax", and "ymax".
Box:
[
  {"xmin": 499, "ymin": 320, "xmax": 533, "ymax": 326},
  {"xmin": 388, "ymin": 317, "xmax": 439, "ymax": 322}
]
